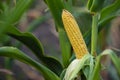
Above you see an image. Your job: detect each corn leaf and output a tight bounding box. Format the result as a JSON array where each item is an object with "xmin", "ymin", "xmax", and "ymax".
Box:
[
  {"xmin": 59, "ymin": 29, "xmax": 71, "ymax": 67},
  {"xmin": 0, "ymin": 22, "xmax": 10, "ymax": 38},
  {"xmin": 7, "ymin": 26, "xmax": 44, "ymax": 57},
  {"xmin": 0, "ymin": 0, "xmax": 33, "ymax": 38},
  {"xmin": 45, "ymin": 0, "xmax": 64, "ymax": 29},
  {"xmin": 82, "ymin": 56, "xmax": 94, "ymax": 79},
  {"xmin": 89, "ymin": 49, "xmax": 120, "ymax": 80},
  {"xmin": 89, "ymin": 0, "xmax": 105, "ymax": 12},
  {"xmin": 85, "ymin": 0, "xmax": 120, "ymax": 47},
  {"xmin": 101, "ymin": 49, "xmax": 120, "ymax": 78},
  {"xmin": 88, "ymin": 55, "xmax": 101, "ymax": 80},
  {"xmin": 45, "ymin": 0, "xmax": 71, "ymax": 68},
  {"xmin": 87, "ymin": 0, "xmax": 93, "ymax": 10},
  {"xmin": 7, "ymin": 26, "xmax": 63, "ymax": 76},
  {"xmin": 6, "ymin": 0, "xmax": 34, "ymax": 23},
  {"xmin": 99, "ymin": 0, "xmax": 120, "ymax": 26},
  {"xmin": 0, "ymin": 47, "xmax": 60, "ymax": 80}
]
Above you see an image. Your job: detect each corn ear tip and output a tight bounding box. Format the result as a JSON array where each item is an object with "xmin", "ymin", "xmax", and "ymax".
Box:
[
  {"xmin": 62, "ymin": 9, "xmax": 67, "ymax": 13},
  {"xmin": 62, "ymin": 9, "xmax": 67, "ymax": 17},
  {"xmin": 62, "ymin": 9, "xmax": 73, "ymax": 20}
]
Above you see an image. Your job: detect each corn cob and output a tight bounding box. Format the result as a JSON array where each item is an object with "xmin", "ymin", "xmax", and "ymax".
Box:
[{"xmin": 62, "ymin": 9, "xmax": 88, "ymax": 59}]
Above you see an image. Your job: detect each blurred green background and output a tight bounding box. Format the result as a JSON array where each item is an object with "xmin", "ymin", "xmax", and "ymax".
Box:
[{"xmin": 0, "ymin": 0, "xmax": 120, "ymax": 80}]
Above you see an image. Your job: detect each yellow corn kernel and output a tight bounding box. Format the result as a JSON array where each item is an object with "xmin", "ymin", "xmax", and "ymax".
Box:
[{"xmin": 62, "ymin": 9, "xmax": 88, "ymax": 59}]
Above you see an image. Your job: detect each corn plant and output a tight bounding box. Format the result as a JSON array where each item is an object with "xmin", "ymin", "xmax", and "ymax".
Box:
[{"xmin": 0, "ymin": 0, "xmax": 120, "ymax": 80}]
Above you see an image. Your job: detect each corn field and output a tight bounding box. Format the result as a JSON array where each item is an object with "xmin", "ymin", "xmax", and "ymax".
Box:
[{"xmin": 0, "ymin": 0, "xmax": 120, "ymax": 80}]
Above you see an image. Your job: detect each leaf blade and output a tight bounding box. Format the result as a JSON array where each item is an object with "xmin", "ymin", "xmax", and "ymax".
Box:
[
  {"xmin": 0, "ymin": 47, "xmax": 60, "ymax": 80},
  {"xmin": 7, "ymin": 26, "xmax": 63, "ymax": 76}
]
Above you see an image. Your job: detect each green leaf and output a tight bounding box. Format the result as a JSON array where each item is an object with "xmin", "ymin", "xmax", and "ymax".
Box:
[
  {"xmin": 60, "ymin": 69, "xmax": 66, "ymax": 80},
  {"xmin": 101, "ymin": 49, "xmax": 120, "ymax": 78},
  {"xmin": 82, "ymin": 55, "xmax": 94, "ymax": 79},
  {"xmin": 0, "ymin": 21, "xmax": 11, "ymax": 38},
  {"xmin": 99, "ymin": 0, "xmax": 120, "ymax": 25},
  {"xmin": 7, "ymin": 26, "xmax": 63, "ymax": 76},
  {"xmin": 85, "ymin": 0, "xmax": 120, "ymax": 47},
  {"xmin": 7, "ymin": 27, "xmax": 44, "ymax": 57},
  {"xmin": 89, "ymin": 0, "xmax": 105, "ymax": 12},
  {"xmin": 83, "ymin": 66, "xmax": 90, "ymax": 79},
  {"xmin": 45, "ymin": 0, "xmax": 64, "ymax": 29},
  {"xmin": 58, "ymin": 29, "xmax": 71, "ymax": 68},
  {"xmin": 0, "ymin": 47, "xmax": 60, "ymax": 80},
  {"xmin": 89, "ymin": 49, "xmax": 120, "ymax": 80},
  {"xmin": 83, "ymin": 29, "xmax": 91, "ymax": 46},
  {"xmin": 88, "ymin": 56, "xmax": 94, "ymax": 79},
  {"xmin": 0, "ymin": 0, "xmax": 34, "ymax": 37},
  {"xmin": 45, "ymin": 0, "xmax": 71, "ymax": 68},
  {"xmin": 87, "ymin": 0, "xmax": 93, "ymax": 10},
  {"xmin": 41, "ymin": 56, "xmax": 63, "ymax": 76},
  {"xmin": 88, "ymin": 55, "xmax": 101, "ymax": 80},
  {"xmin": 6, "ymin": 0, "xmax": 34, "ymax": 23},
  {"xmin": 63, "ymin": 0, "xmax": 73, "ymax": 12}
]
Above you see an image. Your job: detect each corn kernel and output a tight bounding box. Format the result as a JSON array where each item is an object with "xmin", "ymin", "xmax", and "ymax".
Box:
[{"xmin": 62, "ymin": 9, "xmax": 88, "ymax": 59}]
